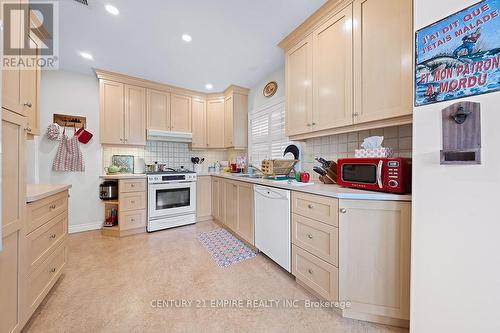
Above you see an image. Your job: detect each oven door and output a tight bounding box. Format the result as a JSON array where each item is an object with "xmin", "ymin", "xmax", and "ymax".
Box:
[
  {"xmin": 148, "ymin": 182, "xmax": 196, "ymax": 219},
  {"xmin": 339, "ymin": 159, "xmax": 384, "ymax": 190}
]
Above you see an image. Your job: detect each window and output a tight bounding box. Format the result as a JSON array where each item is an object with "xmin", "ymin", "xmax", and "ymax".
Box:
[{"xmin": 248, "ymin": 97, "xmax": 291, "ymax": 167}]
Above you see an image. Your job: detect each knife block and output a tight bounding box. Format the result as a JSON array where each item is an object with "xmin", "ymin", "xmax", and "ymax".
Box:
[{"xmin": 319, "ymin": 161, "xmax": 338, "ymax": 184}]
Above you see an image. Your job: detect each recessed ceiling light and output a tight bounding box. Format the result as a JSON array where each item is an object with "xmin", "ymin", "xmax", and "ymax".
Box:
[
  {"xmin": 182, "ymin": 34, "xmax": 192, "ymax": 42},
  {"xmin": 105, "ymin": 4, "xmax": 119, "ymax": 15},
  {"xmin": 79, "ymin": 51, "xmax": 93, "ymax": 60},
  {"xmin": 205, "ymin": 83, "xmax": 213, "ymax": 90}
]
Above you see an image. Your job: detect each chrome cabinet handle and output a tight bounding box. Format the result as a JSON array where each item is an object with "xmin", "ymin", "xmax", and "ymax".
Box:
[
  {"xmin": 24, "ymin": 127, "xmax": 32, "ymax": 132},
  {"xmin": 49, "ymin": 234, "xmax": 56, "ymax": 239},
  {"xmin": 49, "ymin": 204, "xmax": 56, "ymax": 210},
  {"xmin": 131, "ymin": 200, "xmax": 136, "ymax": 204},
  {"xmin": 340, "ymin": 208, "xmax": 347, "ymax": 214},
  {"xmin": 312, "ymin": 122, "xmax": 316, "ymax": 126},
  {"xmin": 308, "ymin": 204, "xmax": 314, "ymax": 209},
  {"xmin": 131, "ymin": 184, "xmax": 135, "ymax": 187},
  {"xmin": 24, "ymin": 102, "xmax": 32, "ymax": 108},
  {"xmin": 50, "ymin": 268, "xmax": 56, "ymax": 273},
  {"xmin": 130, "ymin": 218, "xmax": 135, "ymax": 222},
  {"xmin": 308, "ymin": 269, "xmax": 313, "ymax": 275},
  {"xmin": 307, "ymin": 233, "xmax": 313, "ymax": 239}
]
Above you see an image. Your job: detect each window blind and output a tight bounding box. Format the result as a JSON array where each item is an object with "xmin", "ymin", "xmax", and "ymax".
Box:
[{"xmin": 249, "ymin": 98, "xmax": 291, "ymax": 167}]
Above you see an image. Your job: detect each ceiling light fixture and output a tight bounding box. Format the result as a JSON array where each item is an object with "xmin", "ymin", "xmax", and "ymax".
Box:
[
  {"xmin": 182, "ymin": 34, "xmax": 192, "ymax": 42},
  {"xmin": 205, "ymin": 83, "xmax": 213, "ymax": 90},
  {"xmin": 79, "ymin": 51, "xmax": 93, "ymax": 60},
  {"xmin": 105, "ymin": 4, "xmax": 119, "ymax": 15}
]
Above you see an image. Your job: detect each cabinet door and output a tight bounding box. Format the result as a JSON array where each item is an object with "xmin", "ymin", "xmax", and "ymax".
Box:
[
  {"xmin": 206, "ymin": 99, "xmax": 225, "ymax": 148},
  {"xmin": 196, "ymin": 176, "xmax": 212, "ymax": 219},
  {"xmin": 191, "ymin": 98, "xmax": 207, "ymax": 149},
  {"xmin": 313, "ymin": 5, "xmax": 353, "ymax": 130},
  {"xmin": 21, "ymin": 36, "xmax": 41, "ymax": 136},
  {"xmin": 224, "ymin": 181, "xmax": 238, "ymax": 231},
  {"xmin": 211, "ymin": 178, "xmax": 220, "ymax": 220},
  {"xmin": 219, "ymin": 179, "xmax": 226, "ymax": 224},
  {"xmin": 224, "ymin": 95, "xmax": 233, "ymax": 147},
  {"xmin": 170, "ymin": 94, "xmax": 191, "ymax": 133},
  {"xmin": 146, "ymin": 89, "xmax": 170, "ymax": 131},
  {"xmin": 2, "ymin": 0, "xmax": 23, "ymax": 115},
  {"xmin": 124, "ymin": 85, "xmax": 146, "ymax": 145},
  {"xmin": 338, "ymin": 199, "xmax": 411, "ymax": 320},
  {"xmin": 353, "ymin": 0, "xmax": 412, "ymax": 123},
  {"xmin": 285, "ymin": 35, "xmax": 313, "ymax": 136},
  {"xmin": 236, "ymin": 182, "xmax": 254, "ymax": 245},
  {"xmin": 1, "ymin": 109, "xmax": 26, "ymax": 333},
  {"xmin": 100, "ymin": 80, "xmax": 124, "ymax": 145}
]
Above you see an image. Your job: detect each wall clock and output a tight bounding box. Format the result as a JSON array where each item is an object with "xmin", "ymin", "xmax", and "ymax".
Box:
[{"xmin": 263, "ymin": 81, "xmax": 278, "ymax": 98}]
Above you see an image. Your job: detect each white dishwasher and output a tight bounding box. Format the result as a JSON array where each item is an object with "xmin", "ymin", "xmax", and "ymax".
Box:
[{"xmin": 254, "ymin": 185, "xmax": 291, "ymax": 272}]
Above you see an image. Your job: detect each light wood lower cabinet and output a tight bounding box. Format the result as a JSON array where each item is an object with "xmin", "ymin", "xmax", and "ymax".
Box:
[
  {"xmin": 212, "ymin": 177, "xmax": 254, "ymax": 246},
  {"xmin": 292, "ymin": 191, "xmax": 338, "ymax": 227},
  {"xmin": 1, "ymin": 109, "xmax": 27, "ymax": 333},
  {"xmin": 196, "ymin": 176, "xmax": 212, "ymax": 220},
  {"xmin": 338, "ymin": 199, "xmax": 411, "ymax": 325}
]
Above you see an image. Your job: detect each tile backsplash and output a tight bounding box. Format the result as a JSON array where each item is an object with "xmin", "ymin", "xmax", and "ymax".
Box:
[
  {"xmin": 301, "ymin": 124, "xmax": 413, "ymax": 175},
  {"xmin": 103, "ymin": 141, "xmax": 243, "ymax": 173}
]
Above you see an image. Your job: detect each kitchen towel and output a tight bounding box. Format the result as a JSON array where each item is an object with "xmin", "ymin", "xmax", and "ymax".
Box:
[{"xmin": 53, "ymin": 129, "xmax": 85, "ymax": 172}]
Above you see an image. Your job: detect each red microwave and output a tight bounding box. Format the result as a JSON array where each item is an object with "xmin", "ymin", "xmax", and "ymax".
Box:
[{"xmin": 337, "ymin": 158, "xmax": 412, "ymax": 194}]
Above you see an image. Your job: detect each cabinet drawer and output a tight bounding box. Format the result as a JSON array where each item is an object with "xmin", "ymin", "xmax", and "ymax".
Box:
[
  {"xmin": 27, "ymin": 242, "xmax": 66, "ymax": 311},
  {"xmin": 292, "ymin": 192, "xmax": 338, "ymax": 226},
  {"xmin": 119, "ymin": 179, "xmax": 146, "ymax": 193},
  {"xmin": 120, "ymin": 210, "xmax": 146, "ymax": 231},
  {"xmin": 292, "ymin": 213, "xmax": 338, "ymax": 266},
  {"xmin": 28, "ymin": 191, "xmax": 68, "ymax": 233},
  {"xmin": 292, "ymin": 245, "xmax": 338, "ymax": 301},
  {"xmin": 119, "ymin": 192, "xmax": 146, "ymax": 212},
  {"xmin": 26, "ymin": 212, "xmax": 67, "ymax": 272}
]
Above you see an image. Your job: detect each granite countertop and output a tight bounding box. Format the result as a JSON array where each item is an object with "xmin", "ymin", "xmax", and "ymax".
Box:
[
  {"xmin": 210, "ymin": 173, "xmax": 412, "ymax": 202},
  {"xmin": 100, "ymin": 174, "xmax": 147, "ymax": 180},
  {"xmin": 27, "ymin": 184, "xmax": 72, "ymax": 203}
]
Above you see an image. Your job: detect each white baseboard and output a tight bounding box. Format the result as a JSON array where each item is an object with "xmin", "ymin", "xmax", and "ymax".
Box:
[{"xmin": 69, "ymin": 221, "xmax": 102, "ymax": 234}]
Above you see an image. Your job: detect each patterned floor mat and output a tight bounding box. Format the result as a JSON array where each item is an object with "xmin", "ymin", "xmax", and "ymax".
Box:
[{"xmin": 197, "ymin": 228, "xmax": 258, "ymax": 268}]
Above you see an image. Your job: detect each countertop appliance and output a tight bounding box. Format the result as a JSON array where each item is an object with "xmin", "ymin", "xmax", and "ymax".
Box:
[
  {"xmin": 254, "ymin": 185, "xmax": 291, "ymax": 272},
  {"xmin": 337, "ymin": 157, "xmax": 412, "ymax": 194},
  {"xmin": 147, "ymin": 169, "xmax": 197, "ymax": 232},
  {"xmin": 99, "ymin": 181, "xmax": 118, "ymax": 200}
]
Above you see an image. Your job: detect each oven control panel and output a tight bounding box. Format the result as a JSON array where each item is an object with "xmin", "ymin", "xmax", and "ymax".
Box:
[{"xmin": 148, "ymin": 173, "xmax": 197, "ymax": 184}]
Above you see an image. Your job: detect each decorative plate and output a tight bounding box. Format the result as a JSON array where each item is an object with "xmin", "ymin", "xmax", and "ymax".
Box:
[{"xmin": 263, "ymin": 81, "xmax": 278, "ymax": 98}]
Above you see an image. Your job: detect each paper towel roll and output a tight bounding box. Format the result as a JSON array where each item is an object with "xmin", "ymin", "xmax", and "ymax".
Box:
[{"xmin": 134, "ymin": 158, "xmax": 146, "ymax": 174}]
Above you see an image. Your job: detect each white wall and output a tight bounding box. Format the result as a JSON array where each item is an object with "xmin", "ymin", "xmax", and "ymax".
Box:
[
  {"xmin": 412, "ymin": 1, "xmax": 500, "ymax": 332},
  {"xmin": 27, "ymin": 70, "xmax": 103, "ymax": 233},
  {"xmin": 248, "ymin": 66, "xmax": 285, "ymax": 111}
]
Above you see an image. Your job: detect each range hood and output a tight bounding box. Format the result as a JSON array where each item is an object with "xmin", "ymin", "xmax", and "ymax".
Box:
[{"xmin": 147, "ymin": 129, "xmax": 192, "ymax": 143}]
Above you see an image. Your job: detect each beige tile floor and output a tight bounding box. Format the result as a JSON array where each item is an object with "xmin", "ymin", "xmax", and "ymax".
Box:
[{"xmin": 23, "ymin": 221, "xmax": 408, "ymax": 333}]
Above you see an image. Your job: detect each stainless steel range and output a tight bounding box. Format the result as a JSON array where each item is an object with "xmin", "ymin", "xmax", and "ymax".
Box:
[{"xmin": 147, "ymin": 169, "xmax": 197, "ymax": 232}]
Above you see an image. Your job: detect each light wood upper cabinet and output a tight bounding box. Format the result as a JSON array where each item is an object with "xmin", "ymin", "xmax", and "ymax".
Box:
[
  {"xmin": 1, "ymin": 109, "xmax": 26, "ymax": 333},
  {"xmin": 206, "ymin": 99, "xmax": 225, "ymax": 148},
  {"xmin": 99, "ymin": 80, "xmax": 146, "ymax": 146},
  {"xmin": 147, "ymin": 89, "xmax": 170, "ymax": 131},
  {"xmin": 170, "ymin": 94, "xmax": 192, "ymax": 133},
  {"xmin": 100, "ymin": 80, "xmax": 124, "ymax": 145},
  {"xmin": 224, "ymin": 95, "xmax": 233, "ymax": 147},
  {"xmin": 285, "ymin": 34, "xmax": 313, "ymax": 136},
  {"xmin": 353, "ymin": 0, "xmax": 412, "ymax": 123},
  {"xmin": 191, "ymin": 98, "xmax": 207, "ymax": 149},
  {"xmin": 313, "ymin": 5, "xmax": 353, "ymax": 130},
  {"xmin": 124, "ymin": 85, "xmax": 146, "ymax": 145},
  {"xmin": 338, "ymin": 199, "xmax": 411, "ymax": 321}
]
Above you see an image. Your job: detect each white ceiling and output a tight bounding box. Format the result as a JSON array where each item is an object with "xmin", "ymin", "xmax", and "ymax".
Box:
[{"xmin": 58, "ymin": 0, "xmax": 326, "ymax": 92}]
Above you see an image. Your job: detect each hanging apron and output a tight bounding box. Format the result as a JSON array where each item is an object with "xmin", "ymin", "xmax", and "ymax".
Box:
[{"xmin": 53, "ymin": 128, "xmax": 85, "ymax": 172}]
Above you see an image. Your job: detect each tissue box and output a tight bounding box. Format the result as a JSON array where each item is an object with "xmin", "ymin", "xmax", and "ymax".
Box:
[{"xmin": 355, "ymin": 147, "xmax": 394, "ymax": 158}]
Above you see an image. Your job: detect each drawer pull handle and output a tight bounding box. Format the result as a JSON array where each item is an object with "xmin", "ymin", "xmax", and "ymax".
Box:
[
  {"xmin": 49, "ymin": 204, "xmax": 56, "ymax": 210},
  {"xmin": 131, "ymin": 219, "xmax": 135, "ymax": 222},
  {"xmin": 131, "ymin": 200, "xmax": 136, "ymax": 204},
  {"xmin": 24, "ymin": 102, "xmax": 32, "ymax": 108},
  {"xmin": 131, "ymin": 184, "xmax": 135, "ymax": 187},
  {"xmin": 339, "ymin": 208, "xmax": 347, "ymax": 214},
  {"xmin": 308, "ymin": 269, "xmax": 313, "ymax": 275},
  {"xmin": 49, "ymin": 234, "xmax": 56, "ymax": 239},
  {"xmin": 307, "ymin": 233, "xmax": 313, "ymax": 239},
  {"xmin": 308, "ymin": 204, "xmax": 314, "ymax": 209},
  {"xmin": 50, "ymin": 268, "xmax": 56, "ymax": 273}
]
